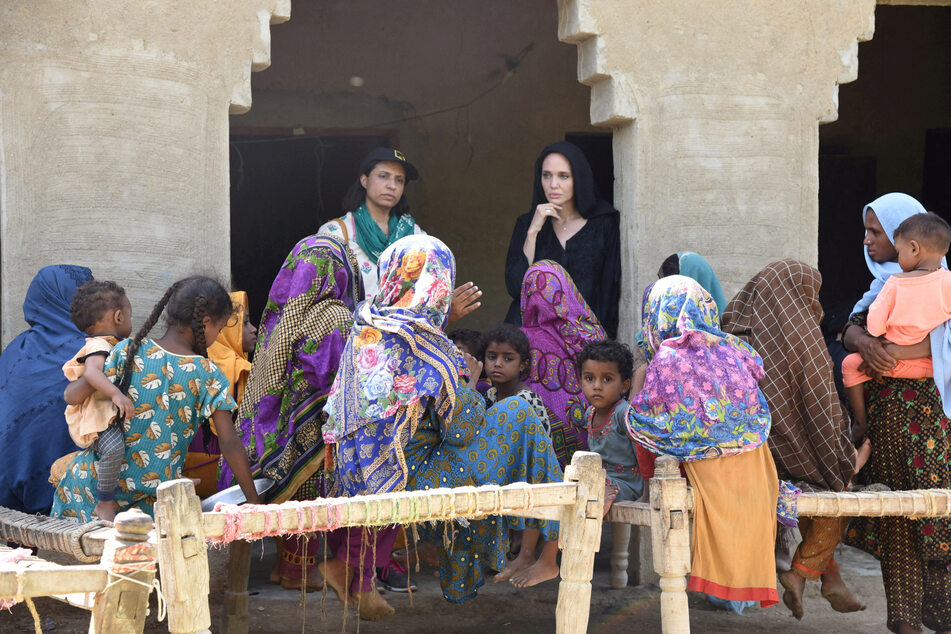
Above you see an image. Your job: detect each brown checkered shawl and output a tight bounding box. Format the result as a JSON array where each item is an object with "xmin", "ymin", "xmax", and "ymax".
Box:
[{"xmin": 721, "ymin": 260, "xmax": 854, "ymax": 492}]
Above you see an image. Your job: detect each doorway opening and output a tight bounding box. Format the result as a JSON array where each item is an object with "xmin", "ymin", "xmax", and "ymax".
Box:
[{"xmin": 818, "ymin": 4, "xmax": 951, "ymax": 328}]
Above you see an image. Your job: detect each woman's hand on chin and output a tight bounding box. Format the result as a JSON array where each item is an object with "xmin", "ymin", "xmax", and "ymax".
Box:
[
  {"xmin": 448, "ymin": 281, "xmax": 482, "ymax": 323},
  {"xmin": 528, "ymin": 202, "xmax": 562, "ymax": 234}
]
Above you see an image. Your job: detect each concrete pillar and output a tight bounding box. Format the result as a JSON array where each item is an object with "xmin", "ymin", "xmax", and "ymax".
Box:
[
  {"xmin": 558, "ymin": 0, "xmax": 876, "ymax": 342},
  {"xmin": 0, "ymin": 1, "xmax": 290, "ymax": 344}
]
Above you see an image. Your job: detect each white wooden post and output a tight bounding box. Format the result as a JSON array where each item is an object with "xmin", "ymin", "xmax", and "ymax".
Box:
[
  {"xmin": 650, "ymin": 456, "xmax": 691, "ymax": 633},
  {"xmin": 555, "ymin": 451, "xmax": 604, "ymax": 634},
  {"xmin": 609, "ymin": 523, "xmax": 632, "ymax": 588},
  {"xmin": 155, "ymin": 479, "xmax": 211, "ymax": 634},
  {"xmin": 89, "ymin": 507, "xmax": 156, "ymax": 634}
]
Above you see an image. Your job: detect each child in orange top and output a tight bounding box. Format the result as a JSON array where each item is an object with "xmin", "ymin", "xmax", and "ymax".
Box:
[
  {"xmin": 63, "ymin": 281, "xmax": 136, "ymax": 521},
  {"xmin": 843, "ymin": 212, "xmax": 951, "ymax": 441}
]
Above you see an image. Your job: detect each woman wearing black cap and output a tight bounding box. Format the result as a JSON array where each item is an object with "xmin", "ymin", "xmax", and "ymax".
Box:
[
  {"xmin": 504, "ymin": 142, "xmax": 621, "ymax": 338},
  {"xmin": 320, "ymin": 147, "xmax": 481, "ymax": 321}
]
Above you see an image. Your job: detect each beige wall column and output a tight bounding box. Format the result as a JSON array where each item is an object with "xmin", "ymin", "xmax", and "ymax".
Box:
[
  {"xmin": 558, "ymin": 0, "xmax": 876, "ymax": 342},
  {"xmin": 0, "ymin": 1, "xmax": 290, "ymax": 343}
]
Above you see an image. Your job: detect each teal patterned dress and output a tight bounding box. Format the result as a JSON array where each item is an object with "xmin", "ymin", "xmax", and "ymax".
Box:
[
  {"xmin": 404, "ymin": 387, "xmax": 563, "ymax": 603},
  {"xmin": 51, "ymin": 338, "xmax": 236, "ymax": 522}
]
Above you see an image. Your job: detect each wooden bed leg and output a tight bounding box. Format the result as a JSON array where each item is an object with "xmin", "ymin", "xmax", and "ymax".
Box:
[
  {"xmin": 155, "ymin": 479, "xmax": 212, "ymax": 634},
  {"xmin": 90, "ymin": 507, "xmax": 156, "ymax": 634},
  {"xmin": 223, "ymin": 540, "xmax": 252, "ymax": 634},
  {"xmin": 651, "ymin": 456, "xmax": 691, "ymax": 634},
  {"xmin": 609, "ymin": 522, "xmax": 631, "ymax": 588},
  {"xmin": 555, "ymin": 451, "xmax": 604, "ymax": 634}
]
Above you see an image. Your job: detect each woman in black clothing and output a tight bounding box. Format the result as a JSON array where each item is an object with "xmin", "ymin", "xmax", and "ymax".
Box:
[{"xmin": 504, "ymin": 141, "xmax": 621, "ymax": 338}]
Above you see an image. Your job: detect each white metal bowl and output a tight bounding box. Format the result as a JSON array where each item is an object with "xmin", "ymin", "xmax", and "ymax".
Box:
[{"xmin": 200, "ymin": 478, "xmax": 275, "ymax": 512}]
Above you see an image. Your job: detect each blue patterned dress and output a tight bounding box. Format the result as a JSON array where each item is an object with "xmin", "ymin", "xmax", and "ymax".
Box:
[
  {"xmin": 405, "ymin": 387, "xmax": 562, "ymax": 603},
  {"xmin": 51, "ymin": 338, "xmax": 236, "ymax": 522}
]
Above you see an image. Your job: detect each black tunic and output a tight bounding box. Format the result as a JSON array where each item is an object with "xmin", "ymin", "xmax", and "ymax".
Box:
[{"xmin": 504, "ymin": 210, "xmax": 621, "ymax": 338}]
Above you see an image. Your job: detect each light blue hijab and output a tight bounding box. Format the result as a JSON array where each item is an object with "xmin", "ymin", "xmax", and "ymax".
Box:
[
  {"xmin": 851, "ymin": 192, "xmax": 951, "ymax": 416},
  {"xmin": 851, "ymin": 192, "xmax": 928, "ymax": 316}
]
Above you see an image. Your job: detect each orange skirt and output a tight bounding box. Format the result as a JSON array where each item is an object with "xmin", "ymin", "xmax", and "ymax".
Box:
[{"xmin": 684, "ymin": 443, "xmax": 779, "ymax": 607}]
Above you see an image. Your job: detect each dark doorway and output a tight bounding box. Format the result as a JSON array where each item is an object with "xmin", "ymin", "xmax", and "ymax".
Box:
[
  {"xmin": 817, "ymin": 154, "xmax": 876, "ymax": 329},
  {"xmin": 229, "ymin": 132, "xmax": 393, "ymax": 321},
  {"xmin": 565, "ymin": 133, "xmax": 614, "ymax": 205},
  {"xmin": 923, "ymin": 128, "xmax": 951, "ymax": 219}
]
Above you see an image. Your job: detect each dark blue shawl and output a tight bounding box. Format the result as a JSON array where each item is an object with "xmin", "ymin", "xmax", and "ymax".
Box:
[{"xmin": 0, "ymin": 265, "xmax": 93, "ymax": 514}]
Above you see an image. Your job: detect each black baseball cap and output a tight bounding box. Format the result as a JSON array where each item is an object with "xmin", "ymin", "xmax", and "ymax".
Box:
[{"xmin": 358, "ymin": 147, "xmax": 419, "ymax": 181}]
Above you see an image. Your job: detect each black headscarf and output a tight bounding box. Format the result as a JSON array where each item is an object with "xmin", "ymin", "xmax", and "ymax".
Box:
[{"xmin": 531, "ymin": 141, "xmax": 616, "ymax": 219}]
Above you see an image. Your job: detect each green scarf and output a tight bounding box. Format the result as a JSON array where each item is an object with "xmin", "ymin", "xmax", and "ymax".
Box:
[{"xmin": 352, "ymin": 204, "xmax": 417, "ymax": 263}]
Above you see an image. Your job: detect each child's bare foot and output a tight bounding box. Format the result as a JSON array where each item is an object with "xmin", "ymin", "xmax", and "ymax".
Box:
[
  {"xmin": 820, "ymin": 570, "xmax": 865, "ymax": 613},
  {"xmin": 94, "ymin": 501, "xmax": 116, "ymax": 523},
  {"xmin": 854, "ymin": 438, "xmax": 872, "ymax": 474},
  {"xmin": 317, "ymin": 557, "xmax": 357, "ymax": 606},
  {"xmin": 603, "ymin": 480, "xmax": 620, "ymax": 517},
  {"xmin": 779, "ymin": 569, "xmax": 806, "ymax": 620},
  {"xmin": 509, "ymin": 558, "xmax": 560, "ymax": 588},
  {"xmin": 357, "ymin": 588, "xmax": 395, "ymax": 620},
  {"xmin": 494, "ymin": 551, "xmax": 535, "ymax": 582}
]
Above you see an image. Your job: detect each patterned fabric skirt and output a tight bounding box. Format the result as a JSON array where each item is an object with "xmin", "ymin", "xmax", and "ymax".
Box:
[
  {"xmin": 405, "ymin": 395, "xmax": 563, "ymax": 603},
  {"xmin": 845, "ymin": 377, "xmax": 951, "ymax": 632},
  {"xmin": 548, "ymin": 395, "xmax": 589, "ymax": 468}
]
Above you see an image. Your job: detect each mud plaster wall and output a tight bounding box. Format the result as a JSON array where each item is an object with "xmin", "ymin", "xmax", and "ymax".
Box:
[
  {"xmin": 0, "ymin": 1, "xmax": 288, "ymax": 344},
  {"xmin": 228, "ymin": 0, "xmax": 599, "ymax": 332}
]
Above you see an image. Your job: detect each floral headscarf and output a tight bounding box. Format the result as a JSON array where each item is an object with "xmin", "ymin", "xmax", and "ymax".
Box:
[
  {"xmin": 323, "ymin": 235, "xmax": 464, "ymax": 497},
  {"xmin": 626, "ymin": 275, "xmax": 771, "ymax": 462},
  {"xmin": 520, "ymin": 261, "xmax": 606, "ymax": 463}
]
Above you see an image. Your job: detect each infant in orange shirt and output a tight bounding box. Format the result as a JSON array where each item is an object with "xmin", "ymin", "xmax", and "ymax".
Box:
[{"xmin": 844, "ymin": 213, "xmax": 951, "ymax": 441}]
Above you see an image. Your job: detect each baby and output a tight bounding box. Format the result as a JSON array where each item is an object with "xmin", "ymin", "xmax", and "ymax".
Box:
[
  {"xmin": 63, "ymin": 280, "xmax": 135, "ymax": 521},
  {"xmin": 843, "ymin": 212, "xmax": 951, "ymax": 442}
]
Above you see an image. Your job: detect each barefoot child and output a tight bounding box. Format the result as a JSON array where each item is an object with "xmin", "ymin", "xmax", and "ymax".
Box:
[
  {"xmin": 843, "ymin": 212, "xmax": 951, "ymax": 442},
  {"xmin": 578, "ymin": 340, "xmax": 642, "ymax": 513},
  {"xmin": 63, "ymin": 281, "xmax": 136, "ymax": 522},
  {"xmin": 483, "ymin": 324, "xmax": 559, "ymax": 588},
  {"xmin": 482, "ymin": 324, "xmax": 552, "ymax": 435},
  {"xmin": 52, "ymin": 276, "xmax": 261, "ymax": 522}
]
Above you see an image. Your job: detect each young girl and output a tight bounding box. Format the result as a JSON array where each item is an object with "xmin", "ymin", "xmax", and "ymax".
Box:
[
  {"xmin": 482, "ymin": 324, "xmax": 552, "ymax": 436},
  {"xmin": 843, "ymin": 212, "xmax": 951, "ymax": 441},
  {"xmin": 52, "ymin": 276, "xmax": 260, "ymax": 522},
  {"xmin": 63, "ymin": 280, "xmax": 136, "ymax": 522},
  {"xmin": 482, "ymin": 324, "xmax": 559, "ymax": 588}
]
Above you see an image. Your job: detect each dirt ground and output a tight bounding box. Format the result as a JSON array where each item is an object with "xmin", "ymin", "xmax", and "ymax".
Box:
[{"xmin": 3, "ymin": 526, "xmax": 892, "ymax": 633}]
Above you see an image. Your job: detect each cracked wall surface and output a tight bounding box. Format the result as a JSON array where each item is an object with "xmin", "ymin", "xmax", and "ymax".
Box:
[{"xmin": 0, "ymin": 1, "xmax": 289, "ymax": 343}]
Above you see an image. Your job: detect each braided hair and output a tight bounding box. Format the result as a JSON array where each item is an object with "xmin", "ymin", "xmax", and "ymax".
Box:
[{"xmin": 115, "ymin": 277, "xmax": 235, "ymax": 438}]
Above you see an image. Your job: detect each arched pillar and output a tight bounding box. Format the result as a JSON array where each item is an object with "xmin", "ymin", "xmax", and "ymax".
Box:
[
  {"xmin": 0, "ymin": 1, "xmax": 290, "ymax": 342},
  {"xmin": 558, "ymin": 0, "xmax": 876, "ymax": 341}
]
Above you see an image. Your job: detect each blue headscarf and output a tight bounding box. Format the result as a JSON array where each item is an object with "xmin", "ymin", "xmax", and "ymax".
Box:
[
  {"xmin": 678, "ymin": 252, "xmax": 727, "ymax": 314},
  {"xmin": 851, "ymin": 192, "xmax": 929, "ymax": 316},
  {"xmin": 0, "ymin": 265, "xmax": 93, "ymax": 514},
  {"xmin": 323, "ymin": 235, "xmax": 464, "ymax": 497}
]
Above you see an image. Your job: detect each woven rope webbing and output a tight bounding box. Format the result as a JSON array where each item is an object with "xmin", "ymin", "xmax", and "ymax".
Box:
[{"xmin": 0, "ymin": 506, "xmax": 105, "ymax": 562}]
